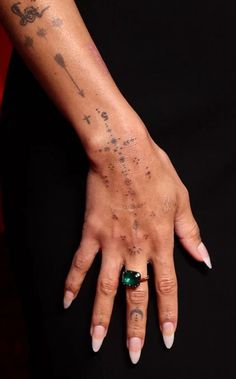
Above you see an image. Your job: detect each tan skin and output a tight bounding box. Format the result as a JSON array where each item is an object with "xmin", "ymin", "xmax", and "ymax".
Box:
[{"xmin": 0, "ymin": 0, "xmax": 211, "ymax": 364}]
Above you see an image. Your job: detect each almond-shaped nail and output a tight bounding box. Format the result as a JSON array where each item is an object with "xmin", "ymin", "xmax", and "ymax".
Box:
[
  {"xmin": 162, "ymin": 322, "xmax": 175, "ymax": 349},
  {"xmin": 197, "ymin": 242, "xmax": 212, "ymax": 269},
  {"xmin": 63, "ymin": 290, "xmax": 74, "ymax": 309},
  {"xmin": 128, "ymin": 337, "xmax": 142, "ymax": 364},
  {"xmin": 92, "ymin": 325, "xmax": 106, "ymax": 352}
]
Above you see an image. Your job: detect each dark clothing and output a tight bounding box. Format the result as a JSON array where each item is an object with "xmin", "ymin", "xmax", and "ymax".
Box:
[{"xmin": 1, "ymin": 1, "xmax": 236, "ymax": 378}]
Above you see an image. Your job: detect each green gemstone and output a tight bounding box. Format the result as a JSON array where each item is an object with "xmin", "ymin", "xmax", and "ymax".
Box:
[{"xmin": 122, "ymin": 270, "xmax": 141, "ymax": 287}]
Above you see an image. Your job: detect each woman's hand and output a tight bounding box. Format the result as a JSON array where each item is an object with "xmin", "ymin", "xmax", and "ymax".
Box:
[{"xmin": 63, "ymin": 111, "xmax": 212, "ymax": 364}]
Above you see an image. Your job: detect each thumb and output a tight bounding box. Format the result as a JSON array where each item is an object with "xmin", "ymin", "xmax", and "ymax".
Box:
[{"xmin": 174, "ymin": 194, "xmax": 212, "ymax": 269}]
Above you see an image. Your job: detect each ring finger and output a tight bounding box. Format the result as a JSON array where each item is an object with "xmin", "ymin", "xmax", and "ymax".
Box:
[{"xmin": 125, "ymin": 260, "xmax": 149, "ymax": 364}]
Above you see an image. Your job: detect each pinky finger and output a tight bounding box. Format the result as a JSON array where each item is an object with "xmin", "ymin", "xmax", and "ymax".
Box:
[{"xmin": 64, "ymin": 238, "xmax": 99, "ymax": 309}]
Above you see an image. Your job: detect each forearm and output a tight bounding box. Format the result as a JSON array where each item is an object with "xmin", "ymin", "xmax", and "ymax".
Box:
[{"xmin": 0, "ymin": 0, "xmax": 148, "ymax": 161}]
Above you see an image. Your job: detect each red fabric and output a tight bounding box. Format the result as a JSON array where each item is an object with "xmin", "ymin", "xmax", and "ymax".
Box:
[{"xmin": 0, "ymin": 25, "xmax": 12, "ymax": 233}]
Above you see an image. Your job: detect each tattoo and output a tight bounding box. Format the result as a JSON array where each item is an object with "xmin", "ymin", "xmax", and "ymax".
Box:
[
  {"xmin": 133, "ymin": 157, "xmax": 140, "ymax": 165},
  {"xmin": 120, "ymin": 235, "xmax": 126, "ymax": 241},
  {"xmin": 108, "ymin": 163, "xmax": 115, "ymax": 171},
  {"xmin": 101, "ymin": 175, "xmax": 109, "ymax": 188},
  {"xmin": 123, "ymin": 137, "xmax": 136, "ymax": 146},
  {"xmin": 128, "ymin": 246, "xmax": 142, "ymax": 256},
  {"xmin": 130, "ymin": 308, "xmax": 144, "ymax": 321},
  {"xmin": 54, "ymin": 53, "xmax": 85, "ymax": 97},
  {"xmin": 83, "ymin": 115, "xmax": 91, "ymax": 124},
  {"xmin": 11, "ymin": 2, "xmax": 50, "ymax": 26},
  {"xmin": 36, "ymin": 27, "xmax": 47, "ymax": 38},
  {"xmin": 101, "ymin": 111, "xmax": 108, "ymax": 121},
  {"xmin": 51, "ymin": 17, "xmax": 63, "ymax": 28},
  {"xmin": 145, "ymin": 167, "xmax": 151, "ymax": 179},
  {"xmin": 124, "ymin": 178, "xmax": 132, "ymax": 186},
  {"xmin": 132, "ymin": 219, "xmax": 139, "ymax": 231},
  {"xmin": 24, "ymin": 35, "xmax": 34, "ymax": 48},
  {"xmin": 111, "ymin": 138, "xmax": 118, "ymax": 145}
]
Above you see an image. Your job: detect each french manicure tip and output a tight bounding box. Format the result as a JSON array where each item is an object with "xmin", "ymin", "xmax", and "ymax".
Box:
[
  {"xmin": 92, "ymin": 338, "xmax": 103, "ymax": 352},
  {"xmin": 129, "ymin": 350, "xmax": 141, "ymax": 364},
  {"xmin": 63, "ymin": 291, "xmax": 74, "ymax": 309},
  {"xmin": 163, "ymin": 334, "xmax": 175, "ymax": 349},
  {"xmin": 203, "ymin": 256, "xmax": 212, "ymax": 269}
]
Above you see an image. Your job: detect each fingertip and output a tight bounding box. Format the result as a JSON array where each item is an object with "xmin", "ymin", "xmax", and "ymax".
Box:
[{"xmin": 63, "ymin": 290, "xmax": 74, "ymax": 309}]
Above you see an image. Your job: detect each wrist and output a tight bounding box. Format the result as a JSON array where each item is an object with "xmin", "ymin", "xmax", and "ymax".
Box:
[{"xmin": 71, "ymin": 96, "xmax": 151, "ymax": 165}]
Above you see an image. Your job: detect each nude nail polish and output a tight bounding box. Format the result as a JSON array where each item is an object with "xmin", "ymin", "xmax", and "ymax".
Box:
[
  {"xmin": 197, "ymin": 242, "xmax": 212, "ymax": 269},
  {"xmin": 162, "ymin": 322, "xmax": 175, "ymax": 349},
  {"xmin": 63, "ymin": 290, "xmax": 74, "ymax": 309},
  {"xmin": 92, "ymin": 325, "xmax": 106, "ymax": 352},
  {"xmin": 128, "ymin": 337, "xmax": 142, "ymax": 364}
]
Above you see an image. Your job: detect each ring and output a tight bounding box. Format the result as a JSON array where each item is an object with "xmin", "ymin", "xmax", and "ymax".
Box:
[{"xmin": 121, "ymin": 269, "xmax": 149, "ymax": 288}]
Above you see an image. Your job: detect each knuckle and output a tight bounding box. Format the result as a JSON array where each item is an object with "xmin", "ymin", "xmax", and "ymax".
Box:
[
  {"xmin": 85, "ymin": 215, "xmax": 101, "ymax": 234},
  {"xmin": 73, "ymin": 253, "xmax": 90, "ymax": 274},
  {"xmin": 98, "ymin": 277, "xmax": 118, "ymax": 297},
  {"xmin": 128, "ymin": 324, "xmax": 145, "ymax": 339},
  {"xmin": 157, "ymin": 276, "xmax": 177, "ymax": 296},
  {"xmin": 127, "ymin": 288, "xmax": 147, "ymax": 305},
  {"xmin": 187, "ymin": 221, "xmax": 201, "ymax": 240}
]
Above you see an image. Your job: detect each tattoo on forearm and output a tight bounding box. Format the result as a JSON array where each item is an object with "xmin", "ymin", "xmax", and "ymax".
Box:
[
  {"xmin": 11, "ymin": 2, "xmax": 50, "ymax": 26},
  {"xmin": 51, "ymin": 17, "xmax": 63, "ymax": 28},
  {"xmin": 54, "ymin": 53, "xmax": 85, "ymax": 97},
  {"xmin": 130, "ymin": 308, "xmax": 144, "ymax": 321},
  {"xmin": 24, "ymin": 35, "xmax": 34, "ymax": 48},
  {"xmin": 37, "ymin": 27, "xmax": 47, "ymax": 38}
]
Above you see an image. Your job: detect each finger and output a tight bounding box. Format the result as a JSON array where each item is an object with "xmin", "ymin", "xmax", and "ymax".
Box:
[
  {"xmin": 125, "ymin": 260, "xmax": 149, "ymax": 364},
  {"xmin": 90, "ymin": 255, "xmax": 122, "ymax": 352},
  {"xmin": 64, "ymin": 237, "xmax": 99, "ymax": 309},
  {"xmin": 174, "ymin": 189, "xmax": 212, "ymax": 269},
  {"xmin": 152, "ymin": 223, "xmax": 177, "ymax": 349}
]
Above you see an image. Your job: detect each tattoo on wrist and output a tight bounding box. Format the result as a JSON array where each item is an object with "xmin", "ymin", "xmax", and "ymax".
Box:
[
  {"xmin": 83, "ymin": 115, "xmax": 91, "ymax": 125},
  {"xmin": 11, "ymin": 2, "xmax": 50, "ymax": 26},
  {"xmin": 54, "ymin": 53, "xmax": 85, "ymax": 97}
]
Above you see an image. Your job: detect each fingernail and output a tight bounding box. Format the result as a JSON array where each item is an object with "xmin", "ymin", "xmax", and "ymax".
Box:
[
  {"xmin": 128, "ymin": 337, "xmax": 142, "ymax": 364},
  {"xmin": 92, "ymin": 325, "xmax": 106, "ymax": 352},
  {"xmin": 63, "ymin": 290, "xmax": 74, "ymax": 309},
  {"xmin": 197, "ymin": 242, "xmax": 212, "ymax": 269},
  {"xmin": 162, "ymin": 322, "xmax": 175, "ymax": 349}
]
